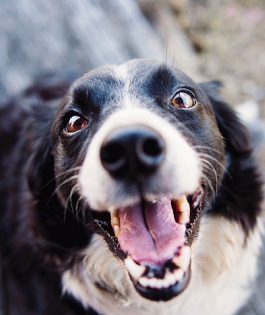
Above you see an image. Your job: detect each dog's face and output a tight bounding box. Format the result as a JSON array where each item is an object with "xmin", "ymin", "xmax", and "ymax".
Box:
[{"xmin": 51, "ymin": 59, "xmax": 225, "ymax": 301}]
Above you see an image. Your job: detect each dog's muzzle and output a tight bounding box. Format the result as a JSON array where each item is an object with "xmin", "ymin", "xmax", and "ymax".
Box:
[{"xmin": 79, "ymin": 108, "xmax": 202, "ymax": 301}]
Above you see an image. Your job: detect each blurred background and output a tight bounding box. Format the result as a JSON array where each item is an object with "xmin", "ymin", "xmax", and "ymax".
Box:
[{"xmin": 1, "ymin": 0, "xmax": 264, "ymax": 314}]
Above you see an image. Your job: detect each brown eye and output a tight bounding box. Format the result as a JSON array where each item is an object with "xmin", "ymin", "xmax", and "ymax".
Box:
[
  {"xmin": 66, "ymin": 115, "xmax": 88, "ymax": 133},
  {"xmin": 172, "ymin": 91, "xmax": 196, "ymax": 108}
]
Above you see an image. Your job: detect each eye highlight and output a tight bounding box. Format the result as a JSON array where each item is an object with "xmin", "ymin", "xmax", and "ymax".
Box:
[
  {"xmin": 65, "ymin": 115, "xmax": 88, "ymax": 133},
  {"xmin": 172, "ymin": 91, "xmax": 196, "ymax": 109}
]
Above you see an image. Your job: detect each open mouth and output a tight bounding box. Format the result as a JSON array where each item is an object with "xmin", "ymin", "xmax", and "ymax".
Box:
[{"xmin": 91, "ymin": 188, "xmax": 204, "ymax": 301}]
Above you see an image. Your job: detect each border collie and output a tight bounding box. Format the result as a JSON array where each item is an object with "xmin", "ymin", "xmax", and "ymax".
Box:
[{"xmin": 0, "ymin": 59, "xmax": 263, "ymax": 315}]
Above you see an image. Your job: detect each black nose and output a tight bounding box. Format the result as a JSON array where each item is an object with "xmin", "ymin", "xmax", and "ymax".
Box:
[{"xmin": 100, "ymin": 126, "xmax": 165, "ymax": 178}]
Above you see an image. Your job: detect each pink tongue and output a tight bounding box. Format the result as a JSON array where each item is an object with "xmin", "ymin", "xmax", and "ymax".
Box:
[{"xmin": 118, "ymin": 197, "xmax": 185, "ymax": 265}]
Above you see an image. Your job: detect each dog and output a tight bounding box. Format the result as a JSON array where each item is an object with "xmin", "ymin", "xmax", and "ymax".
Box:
[{"xmin": 0, "ymin": 59, "xmax": 263, "ymax": 315}]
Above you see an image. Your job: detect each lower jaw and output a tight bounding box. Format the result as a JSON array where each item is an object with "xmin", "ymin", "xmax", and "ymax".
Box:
[
  {"xmin": 133, "ymin": 264, "xmax": 191, "ymax": 301},
  {"xmin": 124, "ymin": 244, "xmax": 192, "ymax": 301}
]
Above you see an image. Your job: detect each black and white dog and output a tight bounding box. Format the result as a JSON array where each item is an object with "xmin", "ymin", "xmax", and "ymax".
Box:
[{"xmin": 0, "ymin": 59, "xmax": 263, "ymax": 315}]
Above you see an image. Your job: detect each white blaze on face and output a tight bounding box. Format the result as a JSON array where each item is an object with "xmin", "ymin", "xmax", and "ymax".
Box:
[{"xmin": 79, "ymin": 107, "xmax": 201, "ymax": 211}]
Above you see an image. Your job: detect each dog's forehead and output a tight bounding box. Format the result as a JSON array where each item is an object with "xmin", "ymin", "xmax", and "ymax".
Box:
[
  {"xmin": 72, "ymin": 60, "xmax": 200, "ymax": 101},
  {"xmin": 122, "ymin": 59, "xmax": 194, "ymax": 86}
]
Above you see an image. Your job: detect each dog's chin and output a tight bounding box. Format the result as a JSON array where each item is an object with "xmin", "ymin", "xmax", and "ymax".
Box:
[{"xmin": 89, "ymin": 187, "xmax": 204, "ymax": 302}]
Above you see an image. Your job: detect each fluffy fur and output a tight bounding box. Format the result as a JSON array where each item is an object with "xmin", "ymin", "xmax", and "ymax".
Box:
[
  {"xmin": 0, "ymin": 60, "xmax": 263, "ymax": 315},
  {"xmin": 62, "ymin": 217, "xmax": 263, "ymax": 315}
]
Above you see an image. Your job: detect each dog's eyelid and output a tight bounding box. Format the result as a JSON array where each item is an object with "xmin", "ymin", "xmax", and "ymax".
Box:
[
  {"xmin": 174, "ymin": 87, "xmax": 196, "ymax": 99},
  {"xmin": 62, "ymin": 106, "xmax": 90, "ymax": 122},
  {"xmin": 62, "ymin": 104, "xmax": 84, "ymax": 117}
]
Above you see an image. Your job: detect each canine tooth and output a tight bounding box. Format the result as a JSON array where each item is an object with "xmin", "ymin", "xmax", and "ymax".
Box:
[
  {"xmin": 124, "ymin": 257, "xmax": 145, "ymax": 280},
  {"xmin": 110, "ymin": 209, "xmax": 119, "ymax": 223},
  {"xmin": 113, "ymin": 225, "xmax": 120, "ymax": 236},
  {"xmin": 110, "ymin": 209, "xmax": 120, "ymax": 236},
  {"xmin": 175, "ymin": 195, "xmax": 190, "ymax": 213},
  {"xmin": 172, "ymin": 246, "xmax": 191, "ymax": 271},
  {"xmin": 178, "ymin": 211, "xmax": 189, "ymax": 225},
  {"xmin": 109, "ymin": 206, "xmax": 116, "ymax": 212},
  {"xmin": 138, "ymin": 277, "xmax": 149, "ymax": 287},
  {"xmin": 173, "ymin": 195, "xmax": 190, "ymax": 225},
  {"xmin": 112, "ymin": 217, "xmax": 120, "ymax": 226}
]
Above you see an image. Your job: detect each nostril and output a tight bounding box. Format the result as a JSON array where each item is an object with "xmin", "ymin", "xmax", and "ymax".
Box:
[
  {"xmin": 100, "ymin": 142, "xmax": 126, "ymax": 173},
  {"xmin": 137, "ymin": 135, "xmax": 165, "ymax": 169},
  {"xmin": 142, "ymin": 137, "xmax": 164, "ymax": 157}
]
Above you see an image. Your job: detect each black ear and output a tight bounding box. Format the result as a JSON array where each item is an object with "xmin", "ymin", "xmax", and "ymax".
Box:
[
  {"xmin": 25, "ymin": 74, "xmax": 71, "ymax": 197},
  {"xmin": 26, "ymin": 106, "xmax": 56, "ymax": 198},
  {"xmin": 199, "ymin": 81, "xmax": 251, "ymax": 154},
  {"xmin": 27, "ymin": 133, "xmax": 54, "ymax": 198}
]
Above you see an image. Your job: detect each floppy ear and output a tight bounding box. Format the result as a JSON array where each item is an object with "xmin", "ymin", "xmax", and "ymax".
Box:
[
  {"xmin": 27, "ymin": 132, "xmax": 54, "ymax": 198},
  {"xmin": 25, "ymin": 74, "xmax": 71, "ymax": 197},
  {"xmin": 199, "ymin": 81, "xmax": 251, "ymax": 154},
  {"xmin": 26, "ymin": 108, "xmax": 56, "ymax": 198}
]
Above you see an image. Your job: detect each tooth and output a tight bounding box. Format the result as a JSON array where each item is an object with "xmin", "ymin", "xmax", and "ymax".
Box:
[
  {"xmin": 148, "ymin": 278, "xmax": 158, "ymax": 288},
  {"xmin": 112, "ymin": 217, "xmax": 119, "ymax": 226},
  {"xmin": 124, "ymin": 256, "xmax": 145, "ymax": 281},
  {"xmin": 138, "ymin": 277, "xmax": 149, "ymax": 287},
  {"xmin": 161, "ymin": 279, "xmax": 169, "ymax": 288},
  {"xmin": 110, "ymin": 209, "xmax": 120, "ymax": 236},
  {"xmin": 109, "ymin": 206, "xmax": 116, "ymax": 212},
  {"xmin": 113, "ymin": 225, "xmax": 120, "ymax": 236},
  {"xmin": 177, "ymin": 195, "xmax": 190, "ymax": 214},
  {"xmin": 178, "ymin": 211, "xmax": 189, "ymax": 225},
  {"xmin": 173, "ymin": 269, "xmax": 184, "ymax": 281},
  {"xmin": 110, "ymin": 209, "xmax": 119, "ymax": 225},
  {"xmin": 164, "ymin": 272, "xmax": 175, "ymax": 286},
  {"xmin": 138, "ymin": 269, "xmax": 185, "ymax": 289},
  {"xmin": 172, "ymin": 246, "xmax": 191, "ymax": 271},
  {"xmin": 155, "ymin": 280, "xmax": 163, "ymax": 289},
  {"xmin": 173, "ymin": 195, "xmax": 190, "ymax": 225}
]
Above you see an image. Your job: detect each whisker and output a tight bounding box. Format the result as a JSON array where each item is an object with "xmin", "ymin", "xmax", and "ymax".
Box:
[
  {"xmin": 193, "ymin": 239, "xmax": 212, "ymax": 255},
  {"xmin": 63, "ymin": 184, "xmax": 80, "ymax": 222},
  {"xmin": 193, "ymin": 145, "xmax": 223, "ymax": 156},
  {"xmin": 41, "ymin": 166, "xmax": 82, "ymax": 190},
  {"xmin": 201, "ymin": 173, "xmax": 216, "ymax": 197},
  {"xmin": 198, "ymin": 153, "xmax": 232, "ymax": 179},
  {"xmin": 75, "ymin": 195, "xmax": 84, "ymax": 221},
  {"xmin": 64, "ymin": 183, "xmax": 80, "ymax": 219},
  {"xmin": 45, "ymin": 175, "xmax": 79, "ymax": 207},
  {"xmin": 200, "ymin": 159, "xmax": 218, "ymax": 192}
]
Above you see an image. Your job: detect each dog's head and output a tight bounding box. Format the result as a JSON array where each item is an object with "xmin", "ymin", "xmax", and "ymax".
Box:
[
  {"xmin": 44, "ymin": 59, "xmax": 231, "ymax": 302},
  {"xmin": 48, "ymin": 60, "xmax": 228, "ymax": 300}
]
